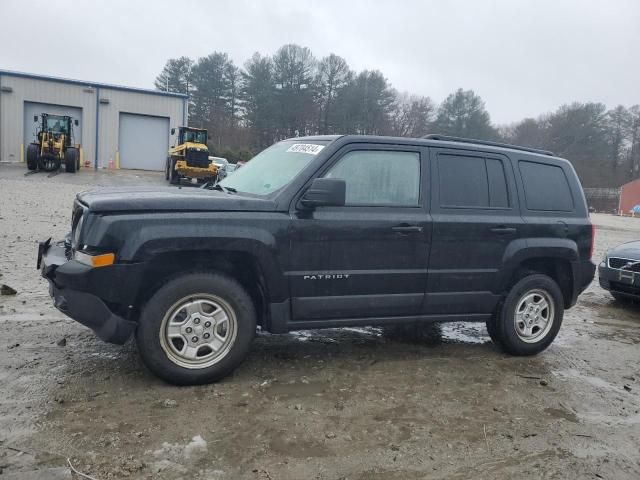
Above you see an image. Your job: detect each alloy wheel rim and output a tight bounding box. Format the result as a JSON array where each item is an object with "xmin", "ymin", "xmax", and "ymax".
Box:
[
  {"xmin": 513, "ymin": 289, "xmax": 554, "ymax": 343},
  {"xmin": 159, "ymin": 294, "xmax": 237, "ymax": 369}
]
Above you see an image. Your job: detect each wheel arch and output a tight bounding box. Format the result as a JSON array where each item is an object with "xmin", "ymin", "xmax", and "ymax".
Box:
[
  {"xmin": 501, "ymin": 239, "xmax": 579, "ymax": 308},
  {"xmin": 133, "ymin": 248, "xmax": 277, "ymax": 330}
]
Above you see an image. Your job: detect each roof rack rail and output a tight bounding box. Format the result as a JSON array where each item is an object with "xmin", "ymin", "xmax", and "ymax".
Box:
[{"xmin": 422, "ymin": 134, "xmax": 555, "ymax": 157}]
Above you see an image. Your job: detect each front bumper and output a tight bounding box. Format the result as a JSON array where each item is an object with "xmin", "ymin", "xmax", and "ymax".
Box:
[
  {"xmin": 598, "ymin": 261, "xmax": 640, "ymax": 298},
  {"xmin": 175, "ymin": 160, "xmax": 217, "ymax": 179},
  {"xmin": 38, "ymin": 239, "xmax": 142, "ymax": 344}
]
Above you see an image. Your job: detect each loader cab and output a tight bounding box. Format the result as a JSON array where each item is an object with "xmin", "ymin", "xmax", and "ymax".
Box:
[
  {"xmin": 36, "ymin": 113, "xmax": 78, "ymax": 146},
  {"xmin": 172, "ymin": 127, "xmax": 207, "ymax": 147}
]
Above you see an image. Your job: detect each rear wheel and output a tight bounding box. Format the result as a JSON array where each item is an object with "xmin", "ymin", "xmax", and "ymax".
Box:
[
  {"xmin": 136, "ymin": 273, "xmax": 256, "ymax": 385},
  {"xmin": 165, "ymin": 157, "xmax": 170, "ymax": 180},
  {"xmin": 26, "ymin": 144, "xmax": 39, "ymax": 170},
  {"xmin": 495, "ymin": 274, "xmax": 563, "ymax": 356},
  {"xmin": 64, "ymin": 148, "xmax": 78, "ymax": 173}
]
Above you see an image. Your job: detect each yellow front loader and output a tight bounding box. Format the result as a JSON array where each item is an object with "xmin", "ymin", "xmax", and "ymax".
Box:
[
  {"xmin": 26, "ymin": 113, "xmax": 80, "ymax": 173},
  {"xmin": 166, "ymin": 127, "xmax": 217, "ymax": 184}
]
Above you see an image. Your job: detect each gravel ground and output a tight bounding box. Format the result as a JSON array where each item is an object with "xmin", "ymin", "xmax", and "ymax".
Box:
[{"xmin": 0, "ymin": 163, "xmax": 639, "ymax": 479}]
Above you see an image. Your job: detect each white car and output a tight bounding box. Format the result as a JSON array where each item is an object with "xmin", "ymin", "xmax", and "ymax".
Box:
[{"xmin": 208, "ymin": 156, "xmax": 229, "ymax": 180}]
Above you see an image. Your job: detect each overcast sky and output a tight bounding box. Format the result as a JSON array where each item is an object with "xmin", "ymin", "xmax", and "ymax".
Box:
[{"xmin": 1, "ymin": 0, "xmax": 639, "ymax": 124}]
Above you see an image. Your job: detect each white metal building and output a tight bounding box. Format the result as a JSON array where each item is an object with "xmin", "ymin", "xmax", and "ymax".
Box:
[{"xmin": 0, "ymin": 70, "xmax": 187, "ymax": 171}]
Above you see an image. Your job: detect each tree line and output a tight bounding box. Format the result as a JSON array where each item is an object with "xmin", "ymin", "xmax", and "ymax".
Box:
[{"xmin": 155, "ymin": 44, "xmax": 640, "ymax": 188}]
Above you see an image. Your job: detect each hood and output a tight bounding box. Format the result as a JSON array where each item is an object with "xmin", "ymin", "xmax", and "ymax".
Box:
[
  {"xmin": 77, "ymin": 186, "xmax": 276, "ymax": 213},
  {"xmin": 608, "ymin": 240, "xmax": 640, "ymax": 260}
]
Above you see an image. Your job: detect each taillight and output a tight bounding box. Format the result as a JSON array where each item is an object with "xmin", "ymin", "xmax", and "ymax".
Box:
[{"xmin": 589, "ymin": 223, "xmax": 595, "ymax": 259}]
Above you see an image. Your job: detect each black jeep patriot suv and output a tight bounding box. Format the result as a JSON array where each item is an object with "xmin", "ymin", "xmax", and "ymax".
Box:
[{"xmin": 38, "ymin": 134, "xmax": 596, "ymax": 385}]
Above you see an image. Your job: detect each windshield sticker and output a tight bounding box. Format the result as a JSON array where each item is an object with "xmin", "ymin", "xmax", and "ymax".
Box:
[{"xmin": 286, "ymin": 143, "xmax": 325, "ymax": 155}]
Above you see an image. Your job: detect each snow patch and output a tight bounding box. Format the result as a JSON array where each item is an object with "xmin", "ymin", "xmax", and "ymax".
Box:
[{"xmin": 184, "ymin": 435, "xmax": 208, "ymax": 459}]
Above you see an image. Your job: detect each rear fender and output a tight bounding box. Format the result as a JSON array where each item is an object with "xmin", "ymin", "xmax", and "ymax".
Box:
[{"xmin": 499, "ymin": 237, "xmax": 578, "ymax": 293}]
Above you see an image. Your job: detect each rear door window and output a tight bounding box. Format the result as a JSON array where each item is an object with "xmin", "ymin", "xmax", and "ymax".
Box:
[
  {"xmin": 519, "ymin": 161, "xmax": 573, "ymax": 211},
  {"xmin": 438, "ymin": 154, "xmax": 510, "ymax": 209}
]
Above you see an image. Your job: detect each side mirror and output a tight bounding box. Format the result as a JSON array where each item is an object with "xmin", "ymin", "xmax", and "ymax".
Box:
[
  {"xmin": 34, "ymin": 115, "xmax": 38, "ymax": 122},
  {"xmin": 300, "ymin": 178, "xmax": 346, "ymax": 209},
  {"xmin": 171, "ymin": 128, "xmax": 175, "ymax": 135},
  {"xmin": 74, "ymin": 119, "xmax": 79, "ymax": 126}
]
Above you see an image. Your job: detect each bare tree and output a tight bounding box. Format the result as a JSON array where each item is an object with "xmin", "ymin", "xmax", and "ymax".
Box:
[
  {"xmin": 390, "ymin": 92, "xmax": 435, "ymax": 138},
  {"xmin": 272, "ymin": 44, "xmax": 317, "ymax": 137},
  {"xmin": 628, "ymin": 105, "xmax": 640, "ymax": 180},
  {"xmin": 315, "ymin": 54, "xmax": 352, "ymax": 134}
]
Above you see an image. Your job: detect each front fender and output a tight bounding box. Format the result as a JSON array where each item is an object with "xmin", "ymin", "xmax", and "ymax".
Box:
[{"xmin": 85, "ymin": 212, "xmax": 290, "ymax": 301}]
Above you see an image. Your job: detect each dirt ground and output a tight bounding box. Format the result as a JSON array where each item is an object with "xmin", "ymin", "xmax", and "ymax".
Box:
[{"xmin": 0, "ymin": 163, "xmax": 639, "ymax": 479}]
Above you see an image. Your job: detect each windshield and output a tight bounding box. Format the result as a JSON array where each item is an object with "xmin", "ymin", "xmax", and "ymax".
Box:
[
  {"xmin": 219, "ymin": 140, "xmax": 329, "ymax": 195},
  {"xmin": 183, "ymin": 129, "xmax": 207, "ymax": 144},
  {"xmin": 46, "ymin": 117, "xmax": 68, "ymax": 134}
]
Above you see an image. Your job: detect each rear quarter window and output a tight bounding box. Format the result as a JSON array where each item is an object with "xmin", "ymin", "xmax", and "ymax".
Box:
[{"xmin": 519, "ymin": 160, "xmax": 574, "ymax": 211}]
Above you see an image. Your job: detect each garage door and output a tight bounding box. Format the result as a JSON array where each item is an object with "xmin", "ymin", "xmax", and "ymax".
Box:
[
  {"xmin": 118, "ymin": 113, "xmax": 169, "ymax": 171},
  {"xmin": 24, "ymin": 102, "xmax": 82, "ymax": 147}
]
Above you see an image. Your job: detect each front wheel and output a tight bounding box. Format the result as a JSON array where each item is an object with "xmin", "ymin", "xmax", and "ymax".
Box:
[
  {"xmin": 495, "ymin": 274, "xmax": 563, "ymax": 356},
  {"xmin": 136, "ymin": 273, "xmax": 256, "ymax": 385},
  {"xmin": 26, "ymin": 144, "xmax": 39, "ymax": 170}
]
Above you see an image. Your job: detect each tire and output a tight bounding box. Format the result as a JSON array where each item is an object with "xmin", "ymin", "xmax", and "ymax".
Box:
[
  {"xmin": 169, "ymin": 158, "xmax": 180, "ymax": 185},
  {"xmin": 495, "ymin": 274, "xmax": 564, "ymax": 356},
  {"xmin": 136, "ymin": 272, "xmax": 256, "ymax": 385},
  {"xmin": 26, "ymin": 144, "xmax": 39, "ymax": 170},
  {"xmin": 165, "ymin": 157, "xmax": 170, "ymax": 180},
  {"xmin": 65, "ymin": 148, "xmax": 78, "ymax": 173}
]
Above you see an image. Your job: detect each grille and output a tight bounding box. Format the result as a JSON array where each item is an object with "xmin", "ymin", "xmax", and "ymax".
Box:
[
  {"xmin": 186, "ymin": 149, "xmax": 210, "ymax": 168},
  {"xmin": 608, "ymin": 257, "xmax": 640, "ymax": 272}
]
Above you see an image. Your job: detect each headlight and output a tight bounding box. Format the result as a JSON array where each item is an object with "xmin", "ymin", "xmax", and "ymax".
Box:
[{"xmin": 74, "ymin": 251, "xmax": 115, "ymax": 268}]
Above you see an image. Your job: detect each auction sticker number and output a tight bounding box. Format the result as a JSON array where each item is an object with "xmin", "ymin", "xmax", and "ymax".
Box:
[{"xmin": 286, "ymin": 144, "xmax": 325, "ymax": 155}]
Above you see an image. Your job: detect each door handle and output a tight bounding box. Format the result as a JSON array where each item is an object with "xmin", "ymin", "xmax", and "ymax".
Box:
[
  {"xmin": 490, "ymin": 226, "xmax": 517, "ymax": 235},
  {"xmin": 392, "ymin": 225, "xmax": 423, "ymax": 233}
]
